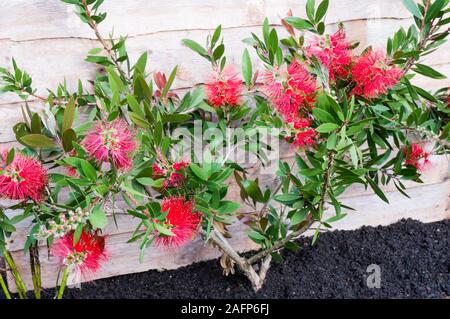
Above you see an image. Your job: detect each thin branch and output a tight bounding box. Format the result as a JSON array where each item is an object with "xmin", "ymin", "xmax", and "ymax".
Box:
[
  {"xmin": 247, "ymin": 219, "xmax": 314, "ymax": 264},
  {"xmin": 81, "ymin": 0, "xmax": 130, "ymax": 83}
]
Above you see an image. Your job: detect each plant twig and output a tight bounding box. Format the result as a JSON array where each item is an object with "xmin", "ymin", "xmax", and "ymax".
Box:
[
  {"xmin": 247, "ymin": 219, "xmax": 314, "ymax": 264},
  {"xmin": 81, "ymin": 0, "xmax": 130, "ymax": 83}
]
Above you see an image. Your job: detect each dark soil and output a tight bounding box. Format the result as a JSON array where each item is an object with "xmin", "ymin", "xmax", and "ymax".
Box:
[{"xmin": 10, "ymin": 219, "xmax": 450, "ymax": 298}]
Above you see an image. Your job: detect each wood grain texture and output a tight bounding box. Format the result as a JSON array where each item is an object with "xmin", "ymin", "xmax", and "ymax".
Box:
[
  {"xmin": 0, "ymin": 0, "xmax": 449, "ymax": 145},
  {"xmin": 1, "ymin": 0, "xmax": 449, "ymax": 292},
  {"xmin": 1, "ymin": 0, "xmax": 412, "ymax": 41},
  {"xmin": 6, "ymin": 178, "xmax": 449, "ymax": 291}
]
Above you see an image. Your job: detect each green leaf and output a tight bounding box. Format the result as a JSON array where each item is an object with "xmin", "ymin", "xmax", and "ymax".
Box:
[
  {"xmin": 73, "ymin": 224, "xmax": 83, "ymax": 245},
  {"xmin": 107, "ymin": 68, "xmax": 126, "ymax": 93},
  {"xmin": 31, "ymin": 113, "xmax": 42, "ymax": 134},
  {"xmin": 0, "ymin": 222, "xmax": 16, "ymax": 233},
  {"xmin": 89, "ymin": 205, "xmax": 108, "ymax": 229},
  {"xmin": 312, "ymin": 108, "xmax": 336, "ymax": 124},
  {"xmin": 62, "ymin": 97, "xmax": 76, "ymax": 133},
  {"xmin": 425, "ymin": 0, "xmax": 448, "ymax": 23},
  {"xmin": 161, "ymin": 113, "xmax": 191, "ymax": 124},
  {"xmin": 312, "ymin": 224, "xmax": 321, "ymax": 245},
  {"xmin": 316, "ymin": 123, "xmax": 340, "ymax": 133},
  {"xmin": 5, "ymin": 148, "xmax": 15, "ymax": 166},
  {"xmin": 127, "ymin": 94, "xmax": 143, "ymax": 116},
  {"xmin": 134, "ymin": 52, "xmax": 147, "ymax": 75},
  {"xmin": 290, "ymin": 210, "xmax": 307, "ymax": 225},
  {"xmin": 306, "ymin": 0, "xmax": 316, "ymax": 22},
  {"xmin": 274, "ymin": 194, "xmax": 301, "ymax": 203},
  {"xmin": 213, "ymin": 44, "xmax": 225, "ymax": 61},
  {"xmin": 129, "ymin": 112, "xmax": 150, "ymax": 128},
  {"xmin": 242, "ymin": 48, "xmax": 253, "ymax": 87},
  {"xmin": 413, "ymin": 85, "xmax": 439, "ymax": 102},
  {"xmin": 325, "ymin": 213, "xmax": 347, "ymax": 223},
  {"xmin": 217, "ymin": 201, "xmax": 240, "ymax": 215},
  {"xmin": 402, "ymin": 0, "xmax": 421, "ymax": 18},
  {"xmin": 211, "ymin": 25, "xmax": 222, "ymax": 48},
  {"xmin": 88, "ymin": 47, "xmax": 102, "ymax": 55},
  {"xmin": 315, "ymin": 0, "xmax": 329, "ymax": 22},
  {"xmin": 62, "ymin": 128, "xmax": 76, "ymax": 152},
  {"xmin": 248, "ymin": 230, "xmax": 266, "ymax": 243},
  {"xmin": 190, "ymin": 163, "xmax": 208, "ymax": 181},
  {"xmin": 271, "ymin": 252, "xmax": 284, "ymax": 263},
  {"xmin": 182, "ymin": 39, "xmax": 209, "ymax": 58},
  {"xmin": 81, "ymin": 160, "xmax": 97, "ymax": 182},
  {"xmin": 412, "ymin": 64, "xmax": 446, "ymax": 79},
  {"xmin": 240, "ymin": 179, "xmax": 264, "ymax": 203},
  {"xmin": 20, "ymin": 134, "xmax": 57, "ymax": 149},
  {"xmin": 136, "ymin": 177, "xmax": 164, "ymax": 188},
  {"xmin": 161, "ymin": 66, "xmax": 177, "ymax": 98},
  {"xmin": 127, "ymin": 210, "xmax": 149, "ymax": 220},
  {"xmin": 367, "ymin": 178, "xmax": 389, "ymax": 203},
  {"xmin": 154, "ymin": 222, "xmax": 175, "ymax": 237},
  {"xmin": 284, "ymin": 17, "xmax": 313, "ymax": 30}
]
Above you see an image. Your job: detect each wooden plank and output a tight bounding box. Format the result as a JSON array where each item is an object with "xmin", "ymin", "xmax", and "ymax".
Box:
[
  {"xmin": 1, "ymin": 18, "xmax": 448, "ymax": 131},
  {"xmin": 7, "ymin": 219, "xmax": 259, "ymax": 291},
  {"xmin": 6, "ymin": 179, "xmax": 449, "ymax": 291},
  {"xmin": 0, "ymin": 0, "xmax": 412, "ymax": 41},
  {"xmin": 6, "ymin": 154, "xmax": 448, "ymax": 251}
]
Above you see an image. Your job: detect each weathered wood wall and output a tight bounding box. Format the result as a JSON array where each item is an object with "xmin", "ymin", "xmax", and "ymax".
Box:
[
  {"xmin": 1, "ymin": 0, "xmax": 449, "ymax": 291},
  {"xmin": 1, "ymin": 0, "xmax": 450, "ymax": 145}
]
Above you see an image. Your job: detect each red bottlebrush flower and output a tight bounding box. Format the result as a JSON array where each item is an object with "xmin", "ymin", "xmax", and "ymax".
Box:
[
  {"xmin": 152, "ymin": 163, "xmax": 166, "ymax": 179},
  {"xmin": 156, "ymin": 197, "xmax": 200, "ymax": 248},
  {"xmin": 172, "ymin": 160, "xmax": 190, "ymax": 171},
  {"xmin": 0, "ymin": 150, "xmax": 47, "ymax": 202},
  {"xmin": 262, "ymin": 60, "xmax": 317, "ymax": 123},
  {"xmin": 205, "ymin": 67, "xmax": 243, "ymax": 108},
  {"xmin": 293, "ymin": 118, "xmax": 312, "ymax": 129},
  {"xmin": 403, "ymin": 143, "xmax": 430, "ymax": 171},
  {"xmin": 163, "ymin": 172, "xmax": 185, "ymax": 188},
  {"xmin": 82, "ymin": 119, "xmax": 137, "ymax": 171},
  {"xmin": 292, "ymin": 128, "xmax": 317, "ymax": 148},
  {"xmin": 350, "ymin": 50, "xmax": 402, "ymax": 98},
  {"xmin": 305, "ymin": 29, "xmax": 353, "ymax": 81},
  {"xmin": 52, "ymin": 230, "xmax": 108, "ymax": 279}
]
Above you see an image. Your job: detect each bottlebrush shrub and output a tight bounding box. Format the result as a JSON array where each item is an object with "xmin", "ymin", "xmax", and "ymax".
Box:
[{"xmin": 0, "ymin": 0, "xmax": 449, "ymax": 298}]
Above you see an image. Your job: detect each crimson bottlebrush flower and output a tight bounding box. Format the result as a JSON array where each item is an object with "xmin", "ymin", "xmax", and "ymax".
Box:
[
  {"xmin": 82, "ymin": 119, "xmax": 137, "ymax": 171},
  {"xmin": 51, "ymin": 230, "xmax": 108, "ymax": 279},
  {"xmin": 403, "ymin": 143, "xmax": 430, "ymax": 171},
  {"xmin": 156, "ymin": 197, "xmax": 201, "ymax": 248},
  {"xmin": 293, "ymin": 118, "xmax": 312, "ymax": 129},
  {"xmin": 305, "ymin": 29, "xmax": 353, "ymax": 81},
  {"xmin": 262, "ymin": 60, "xmax": 317, "ymax": 123},
  {"xmin": 205, "ymin": 67, "xmax": 243, "ymax": 108},
  {"xmin": 172, "ymin": 160, "xmax": 190, "ymax": 171},
  {"xmin": 350, "ymin": 49, "xmax": 402, "ymax": 98},
  {"xmin": 163, "ymin": 172, "xmax": 185, "ymax": 188},
  {"xmin": 0, "ymin": 150, "xmax": 47, "ymax": 202},
  {"xmin": 152, "ymin": 163, "xmax": 166, "ymax": 179},
  {"xmin": 292, "ymin": 128, "xmax": 317, "ymax": 148}
]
